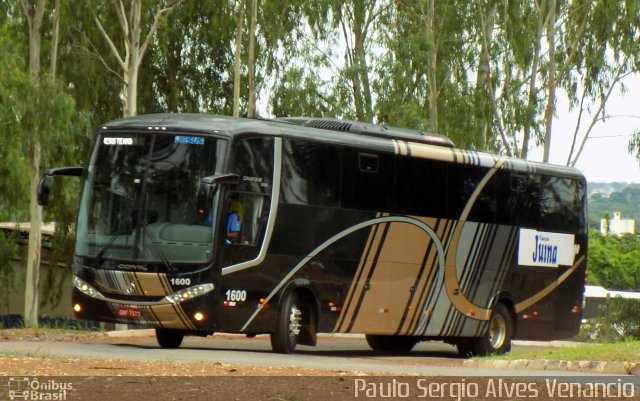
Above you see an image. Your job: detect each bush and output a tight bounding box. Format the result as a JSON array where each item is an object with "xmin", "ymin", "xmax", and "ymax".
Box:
[
  {"xmin": 576, "ymin": 298, "xmax": 640, "ymax": 341},
  {"xmin": 607, "ymin": 298, "xmax": 640, "ymax": 339}
]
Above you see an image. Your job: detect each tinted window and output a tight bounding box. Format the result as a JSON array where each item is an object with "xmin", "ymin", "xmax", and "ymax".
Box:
[
  {"xmin": 231, "ymin": 138, "xmax": 273, "ymax": 194},
  {"xmin": 396, "ymin": 156, "xmax": 447, "ymax": 217},
  {"xmin": 447, "ymin": 164, "xmax": 493, "ymax": 221},
  {"xmin": 76, "ymin": 134, "xmax": 225, "ymax": 265},
  {"xmin": 494, "ymin": 172, "xmax": 541, "ymax": 228},
  {"xmin": 281, "ymin": 140, "xmax": 340, "ymax": 207},
  {"xmin": 539, "ymin": 176, "xmax": 585, "ymax": 232},
  {"xmin": 341, "ymin": 149, "xmax": 395, "ymax": 212}
]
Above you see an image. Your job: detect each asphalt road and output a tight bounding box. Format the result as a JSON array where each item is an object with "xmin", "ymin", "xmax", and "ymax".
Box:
[{"xmin": 0, "ymin": 333, "xmax": 604, "ymax": 377}]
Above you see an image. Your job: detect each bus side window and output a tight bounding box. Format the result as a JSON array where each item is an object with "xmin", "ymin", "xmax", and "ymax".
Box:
[
  {"xmin": 225, "ymin": 192, "xmax": 266, "ymax": 246},
  {"xmin": 396, "ymin": 156, "xmax": 447, "ymax": 218},
  {"xmin": 359, "ymin": 153, "xmax": 379, "ymax": 173},
  {"xmin": 225, "ymin": 138, "xmax": 273, "ymax": 250},
  {"xmin": 341, "ymin": 150, "xmax": 396, "ymax": 212},
  {"xmin": 281, "ymin": 140, "xmax": 340, "ymax": 207}
]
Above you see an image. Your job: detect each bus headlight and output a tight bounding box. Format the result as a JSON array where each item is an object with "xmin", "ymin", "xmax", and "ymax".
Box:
[
  {"xmin": 164, "ymin": 283, "xmax": 215, "ymax": 304},
  {"xmin": 73, "ymin": 276, "xmax": 99, "ymax": 298}
]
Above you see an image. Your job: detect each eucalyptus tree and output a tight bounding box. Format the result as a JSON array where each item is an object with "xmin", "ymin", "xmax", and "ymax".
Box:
[
  {"xmin": 472, "ymin": 0, "xmax": 638, "ymax": 163},
  {"xmin": 232, "ymin": 0, "xmax": 246, "ymax": 117},
  {"xmin": 93, "ymin": 0, "xmax": 185, "ymax": 117},
  {"xmin": 20, "ymin": 0, "xmax": 47, "ymax": 328},
  {"xmin": 1, "ymin": 2, "xmax": 88, "ymax": 326},
  {"xmin": 300, "ymin": 0, "xmax": 387, "ymax": 123},
  {"xmin": 138, "ymin": 0, "xmax": 236, "ymax": 114},
  {"xmin": 568, "ymin": 0, "xmax": 640, "ymax": 167},
  {"xmin": 231, "ymin": 0, "xmax": 308, "ymax": 118},
  {"xmin": 374, "ymin": 0, "xmax": 479, "ymax": 147}
]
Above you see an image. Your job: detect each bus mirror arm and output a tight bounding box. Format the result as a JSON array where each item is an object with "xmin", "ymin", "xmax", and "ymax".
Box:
[
  {"xmin": 201, "ymin": 173, "xmax": 241, "ymax": 186},
  {"xmin": 37, "ymin": 167, "xmax": 84, "ymax": 206},
  {"xmin": 197, "ymin": 173, "xmax": 241, "ymax": 216}
]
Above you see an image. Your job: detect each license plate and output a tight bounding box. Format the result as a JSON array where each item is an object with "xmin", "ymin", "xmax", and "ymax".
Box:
[{"xmin": 117, "ymin": 307, "xmax": 141, "ymax": 318}]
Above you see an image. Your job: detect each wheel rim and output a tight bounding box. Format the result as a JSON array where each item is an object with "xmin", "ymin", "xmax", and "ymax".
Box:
[
  {"xmin": 288, "ymin": 305, "xmax": 302, "ymax": 340},
  {"xmin": 489, "ymin": 314, "xmax": 507, "ymax": 349}
]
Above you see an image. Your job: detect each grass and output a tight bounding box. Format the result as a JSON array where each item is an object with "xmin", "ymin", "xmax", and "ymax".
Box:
[
  {"xmin": 0, "ymin": 326, "xmax": 105, "ymax": 342},
  {"xmin": 0, "ymin": 347, "xmax": 57, "ymax": 360},
  {"xmin": 479, "ymin": 341, "xmax": 640, "ymax": 362}
]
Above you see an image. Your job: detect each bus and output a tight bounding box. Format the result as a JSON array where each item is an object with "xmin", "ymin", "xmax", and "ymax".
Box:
[{"xmin": 37, "ymin": 114, "xmax": 587, "ymax": 355}]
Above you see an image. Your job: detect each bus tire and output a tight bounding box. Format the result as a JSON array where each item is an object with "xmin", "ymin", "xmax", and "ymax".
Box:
[
  {"xmin": 365, "ymin": 335, "xmax": 419, "ymax": 353},
  {"xmin": 155, "ymin": 328, "xmax": 184, "ymax": 349},
  {"xmin": 472, "ymin": 303, "xmax": 512, "ymax": 356},
  {"xmin": 270, "ymin": 292, "xmax": 302, "ymax": 354}
]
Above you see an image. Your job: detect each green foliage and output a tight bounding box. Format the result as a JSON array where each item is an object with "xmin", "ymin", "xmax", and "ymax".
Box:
[
  {"xmin": 588, "ymin": 230, "xmax": 640, "ymax": 291},
  {"xmin": 577, "ymin": 298, "xmax": 640, "ymax": 342},
  {"xmin": 0, "ymin": 231, "xmax": 18, "ymax": 313},
  {"xmin": 270, "ymin": 67, "xmax": 346, "ymax": 117},
  {"xmin": 607, "ymin": 298, "xmax": 640, "ymax": 340},
  {"xmin": 480, "ymin": 339, "xmax": 640, "ymax": 362},
  {"xmin": 0, "ymin": 18, "xmax": 89, "ymax": 312},
  {"xmin": 139, "ymin": 0, "xmax": 236, "ymax": 114}
]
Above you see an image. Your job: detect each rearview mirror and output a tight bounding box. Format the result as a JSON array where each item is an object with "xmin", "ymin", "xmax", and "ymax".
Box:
[
  {"xmin": 37, "ymin": 167, "xmax": 84, "ymax": 206},
  {"xmin": 196, "ymin": 173, "xmax": 240, "ymax": 216},
  {"xmin": 37, "ymin": 175, "xmax": 53, "ymax": 206}
]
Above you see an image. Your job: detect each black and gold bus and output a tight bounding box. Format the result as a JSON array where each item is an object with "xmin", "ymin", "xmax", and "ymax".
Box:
[{"xmin": 38, "ymin": 114, "xmax": 587, "ymax": 355}]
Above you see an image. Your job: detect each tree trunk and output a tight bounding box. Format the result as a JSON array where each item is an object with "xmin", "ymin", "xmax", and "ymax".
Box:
[
  {"xmin": 521, "ymin": 0, "xmax": 546, "ymax": 159},
  {"xmin": 25, "ymin": 144, "xmax": 43, "ymax": 327},
  {"xmin": 542, "ymin": 0, "xmax": 556, "ymax": 163},
  {"xmin": 247, "ymin": 0, "xmax": 257, "ymax": 118},
  {"xmin": 126, "ymin": 64, "xmax": 139, "ymax": 117},
  {"xmin": 50, "ymin": 0, "xmax": 60, "ymax": 78},
  {"xmin": 95, "ymin": 0, "xmax": 184, "ymax": 118},
  {"xmin": 474, "ymin": 1, "xmax": 496, "ymax": 150},
  {"xmin": 353, "ymin": 1, "xmax": 373, "ymax": 123},
  {"xmin": 127, "ymin": 0, "xmax": 142, "ymax": 117},
  {"xmin": 424, "ymin": 0, "xmax": 438, "ymax": 133},
  {"xmin": 233, "ymin": 0, "xmax": 246, "ymax": 117},
  {"xmin": 21, "ymin": 0, "xmax": 46, "ymax": 328}
]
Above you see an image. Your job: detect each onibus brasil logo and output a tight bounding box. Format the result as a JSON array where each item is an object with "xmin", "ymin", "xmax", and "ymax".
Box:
[{"xmin": 8, "ymin": 377, "xmax": 72, "ymax": 401}]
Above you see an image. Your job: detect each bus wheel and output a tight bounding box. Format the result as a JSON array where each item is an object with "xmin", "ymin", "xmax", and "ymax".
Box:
[
  {"xmin": 270, "ymin": 293, "xmax": 302, "ymax": 354},
  {"xmin": 472, "ymin": 303, "xmax": 512, "ymax": 356},
  {"xmin": 366, "ymin": 335, "xmax": 419, "ymax": 353},
  {"xmin": 155, "ymin": 328, "xmax": 184, "ymax": 349}
]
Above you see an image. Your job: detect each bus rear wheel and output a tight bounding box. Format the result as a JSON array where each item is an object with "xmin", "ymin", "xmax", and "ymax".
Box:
[
  {"xmin": 366, "ymin": 335, "xmax": 419, "ymax": 353},
  {"xmin": 270, "ymin": 293, "xmax": 302, "ymax": 354},
  {"xmin": 471, "ymin": 303, "xmax": 513, "ymax": 356},
  {"xmin": 155, "ymin": 328, "xmax": 184, "ymax": 349}
]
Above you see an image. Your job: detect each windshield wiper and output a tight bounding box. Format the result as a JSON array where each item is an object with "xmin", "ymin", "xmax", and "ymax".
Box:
[
  {"xmin": 94, "ymin": 234, "xmax": 125, "ymax": 267},
  {"xmin": 141, "ymin": 224, "xmax": 178, "ymax": 274}
]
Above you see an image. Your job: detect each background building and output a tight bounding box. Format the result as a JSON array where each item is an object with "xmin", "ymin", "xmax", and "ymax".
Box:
[{"xmin": 600, "ymin": 212, "xmax": 636, "ymax": 236}]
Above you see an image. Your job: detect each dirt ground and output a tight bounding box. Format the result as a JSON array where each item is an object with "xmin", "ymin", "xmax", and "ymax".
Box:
[
  {"xmin": 0, "ymin": 329, "xmax": 371, "ymax": 401},
  {"xmin": 0, "ymin": 328, "xmax": 339, "ymax": 376},
  {"xmin": 1, "ymin": 329, "xmax": 638, "ymax": 401}
]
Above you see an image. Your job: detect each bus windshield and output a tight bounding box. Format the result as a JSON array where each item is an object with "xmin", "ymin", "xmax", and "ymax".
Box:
[{"xmin": 76, "ymin": 132, "xmax": 226, "ymax": 268}]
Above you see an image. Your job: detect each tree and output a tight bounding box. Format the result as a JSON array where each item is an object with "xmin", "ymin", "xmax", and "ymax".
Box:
[
  {"xmin": 232, "ymin": 0, "xmax": 246, "ymax": 117},
  {"xmin": 137, "ymin": 0, "xmax": 236, "ymax": 114},
  {"xmin": 374, "ymin": 0, "xmax": 479, "ymax": 146},
  {"xmin": 333, "ymin": 0, "xmax": 382, "ymax": 122},
  {"xmin": 588, "ymin": 230, "xmax": 640, "ymax": 291},
  {"xmin": 94, "ymin": 0, "xmax": 185, "ymax": 117},
  {"xmin": 20, "ymin": 0, "xmax": 47, "ymax": 328},
  {"xmin": 1, "ymin": 1, "xmax": 88, "ymax": 327},
  {"xmin": 246, "ymin": 0, "xmax": 258, "ymax": 118}
]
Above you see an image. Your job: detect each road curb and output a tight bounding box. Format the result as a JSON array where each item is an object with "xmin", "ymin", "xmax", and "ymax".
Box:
[
  {"xmin": 106, "ymin": 329, "xmax": 155, "ymax": 337},
  {"xmin": 463, "ymin": 359, "xmax": 639, "ymax": 376}
]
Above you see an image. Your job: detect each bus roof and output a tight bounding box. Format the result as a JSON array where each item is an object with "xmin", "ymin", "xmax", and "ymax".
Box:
[{"xmin": 102, "ymin": 113, "xmax": 584, "ymax": 180}]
